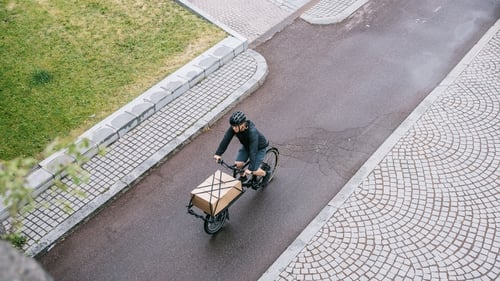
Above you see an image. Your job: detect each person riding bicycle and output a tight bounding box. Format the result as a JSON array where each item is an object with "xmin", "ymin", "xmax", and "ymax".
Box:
[{"xmin": 214, "ymin": 111, "xmax": 270, "ymax": 186}]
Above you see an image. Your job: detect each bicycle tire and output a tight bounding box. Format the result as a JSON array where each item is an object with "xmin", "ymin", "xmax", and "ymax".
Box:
[
  {"xmin": 263, "ymin": 147, "xmax": 279, "ymax": 183},
  {"xmin": 203, "ymin": 209, "xmax": 228, "ymax": 234}
]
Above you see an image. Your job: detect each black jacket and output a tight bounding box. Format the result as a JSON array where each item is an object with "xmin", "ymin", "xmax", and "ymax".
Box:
[{"xmin": 215, "ymin": 120, "xmax": 268, "ymax": 170}]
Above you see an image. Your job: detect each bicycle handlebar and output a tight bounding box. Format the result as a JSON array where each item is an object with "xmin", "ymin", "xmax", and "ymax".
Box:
[
  {"xmin": 217, "ymin": 158, "xmax": 234, "ymax": 169},
  {"xmin": 217, "ymin": 159, "xmax": 245, "ymax": 174}
]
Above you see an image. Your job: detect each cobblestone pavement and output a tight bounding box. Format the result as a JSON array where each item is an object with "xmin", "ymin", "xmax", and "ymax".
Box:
[
  {"xmin": 183, "ymin": 0, "xmax": 292, "ymax": 42},
  {"xmin": 260, "ymin": 20, "xmax": 500, "ymax": 281}
]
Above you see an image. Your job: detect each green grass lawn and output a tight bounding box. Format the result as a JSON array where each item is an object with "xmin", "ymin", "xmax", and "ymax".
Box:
[{"xmin": 0, "ymin": 0, "xmax": 226, "ymax": 160}]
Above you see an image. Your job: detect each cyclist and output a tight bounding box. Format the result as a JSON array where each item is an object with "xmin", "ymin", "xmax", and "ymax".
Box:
[{"xmin": 214, "ymin": 111, "xmax": 270, "ymax": 186}]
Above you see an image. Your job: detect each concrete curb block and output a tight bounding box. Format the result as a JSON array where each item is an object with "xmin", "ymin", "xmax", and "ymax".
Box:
[
  {"xmin": 25, "ymin": 49, "xmax": 268, "ymax": 258},
  {"xmin": 301, "ymin": 0, "xmax": 369, "ymax": 25},
  {"xmin": 258, "ymin": 18, "xmax": 500, "ymax": 281},
  {"xmin": 0, "ymin": 36, "xmax": 247, "ymax": 222}
]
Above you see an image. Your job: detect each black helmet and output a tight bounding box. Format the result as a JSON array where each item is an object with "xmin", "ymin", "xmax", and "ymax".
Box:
[{"xmin": 229, "ymin": 111, "xmax": 246, "ymax": 126}]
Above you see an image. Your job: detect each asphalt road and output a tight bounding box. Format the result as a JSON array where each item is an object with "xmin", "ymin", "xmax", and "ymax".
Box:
[{"xmin": 39, "ymin": 0, "xmax": 499, "ymax": 280}]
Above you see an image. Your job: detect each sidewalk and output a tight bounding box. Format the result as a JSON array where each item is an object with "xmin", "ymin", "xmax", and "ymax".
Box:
[{"xmin": 260, "ymin": 19, "xmax": 500, "ymax": 281}]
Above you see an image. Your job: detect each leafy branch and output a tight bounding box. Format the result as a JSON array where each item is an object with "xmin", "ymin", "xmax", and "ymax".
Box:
[{"xmin": 0, "ymin": 139, "xmax": 103, "ymax": 249}]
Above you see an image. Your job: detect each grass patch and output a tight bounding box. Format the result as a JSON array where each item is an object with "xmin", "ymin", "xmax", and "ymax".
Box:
[
  {"xmin": 0, "ymin": 0, "xmax": 226, "ymax": 160},
  {"xmin": 30, "ymin": 69, "xmax": 53, "ymax": 85}
]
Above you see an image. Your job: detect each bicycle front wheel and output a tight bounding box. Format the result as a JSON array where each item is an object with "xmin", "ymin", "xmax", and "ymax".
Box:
[
  {"xmin": 204, "ymin": 209, "xmax": 228, "ymax": 234},
  {"xmin": 263, "ymin": 147, "xmax": 279, "ymax": 183}
]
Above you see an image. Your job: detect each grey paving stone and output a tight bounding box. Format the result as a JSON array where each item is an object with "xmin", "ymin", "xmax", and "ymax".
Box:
[{"xmin": 182, "ymin": 0, "xmax": 313, "ymax": 44}]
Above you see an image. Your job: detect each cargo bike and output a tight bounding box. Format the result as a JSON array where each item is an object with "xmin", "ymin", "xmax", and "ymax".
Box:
[{"xmin": 187, "ymin": 147, "xmax": 279, "ymax": 234}]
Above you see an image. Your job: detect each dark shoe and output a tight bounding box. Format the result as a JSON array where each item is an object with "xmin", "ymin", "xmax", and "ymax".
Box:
[{"xmin": 261, "ymin": 171, "xmax": 271, "ymax": 188}]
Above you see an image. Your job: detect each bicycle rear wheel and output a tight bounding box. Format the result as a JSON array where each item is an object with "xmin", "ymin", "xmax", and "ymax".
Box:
[{"xmin": 262, "ymin": 147, "xmax": 279, "ymax": 183}]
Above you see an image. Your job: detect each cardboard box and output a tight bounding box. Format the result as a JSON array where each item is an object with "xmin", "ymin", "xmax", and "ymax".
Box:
[{"xmin": 190, "ymin": 170, "xmax": 243, "ymax": 216}]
